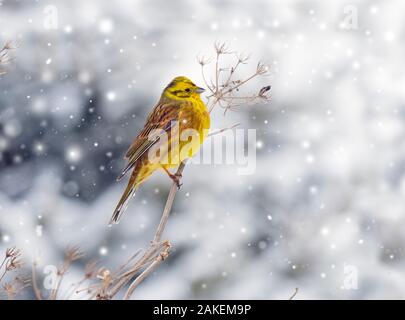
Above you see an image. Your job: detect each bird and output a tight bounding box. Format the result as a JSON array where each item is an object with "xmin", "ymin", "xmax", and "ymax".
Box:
[{"xmin": 109, "ymin": 76, "xmax": 210, "ymax": 225}]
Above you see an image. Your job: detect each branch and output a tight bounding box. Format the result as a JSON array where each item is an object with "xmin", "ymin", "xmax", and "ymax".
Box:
[
  {"xmin": 120, "ymin": 162, "xmax": 186, "ymax": 298},
  {"xmin": 123, "ymin": 241, "xmax": 170, "ymax": 300},
  {"xmin": 154, "ymin": 161, "xmax": 186, "ymax": 243},
  {"xmin": 94, "ymin": 162, "xmax": 187, "ymax": 299}
]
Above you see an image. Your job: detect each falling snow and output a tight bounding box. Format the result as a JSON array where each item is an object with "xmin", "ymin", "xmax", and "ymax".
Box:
[{"xmin": 0, "ymin": 0, "xmax": 404, "ymax": 300}]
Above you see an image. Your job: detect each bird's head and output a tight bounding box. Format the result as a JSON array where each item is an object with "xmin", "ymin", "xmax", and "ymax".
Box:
[{"xmin": 163, "ymin": 76, "xmax": 205, "ymax": 100}]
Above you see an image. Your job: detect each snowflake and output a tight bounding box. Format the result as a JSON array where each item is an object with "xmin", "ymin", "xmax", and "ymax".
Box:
[
  {"xmin": 256, "ymin": 140, "xmax": 264, "ymax": 149},
  {"xmin": 33, "ymin": 142, "xmax": 46, "ymax": 155},
  {"xmin": 106, "ymin": 91, "xmax": 116, "ymax": 101},
  {"xmin": 66, "ymin": 146, "xmax": 82, "ymax": 163},
  {"xmin": 99, "ymin": 18, "xmax": 114, "ymax": 34},
  {"xmin": 64, "ymin": 25, "xmax": 73, "ymax": 33},
  {"xmin": 99, "ymin": 247, "xmax": 108, "ymax": 256},
  {"xmin": 36, "ymin": 225, "xmax": 43, "ymax": 237},
  {"xmin": 320, "ymin": 227, "xmax": 329, "ymax": 236}
]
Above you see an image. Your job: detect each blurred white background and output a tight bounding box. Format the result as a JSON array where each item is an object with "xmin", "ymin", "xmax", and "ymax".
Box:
[{"xmin": 1, "ymin": 0, "xmax": 405, "ymax": 299}]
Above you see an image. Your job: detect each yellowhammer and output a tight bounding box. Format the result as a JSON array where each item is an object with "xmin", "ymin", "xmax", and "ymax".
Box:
[{"xmin": 110, "ymin": 76, "xmax": 210, "ymax": 225}]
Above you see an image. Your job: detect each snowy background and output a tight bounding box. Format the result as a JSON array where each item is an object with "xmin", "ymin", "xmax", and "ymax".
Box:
[{"xmin": 1, "ymin": 0, "xmax": 405, "ymax": 299}]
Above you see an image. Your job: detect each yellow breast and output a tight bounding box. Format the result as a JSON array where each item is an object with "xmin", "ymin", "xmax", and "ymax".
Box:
[{"xmin": 171, "ymin": 97, "xmax": 210, "ymax": 165}]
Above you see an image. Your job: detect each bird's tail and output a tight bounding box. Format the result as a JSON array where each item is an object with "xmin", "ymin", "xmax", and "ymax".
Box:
[{"xmin": 109, "ymin": 173, "xmax": 138, "ymax": 225}]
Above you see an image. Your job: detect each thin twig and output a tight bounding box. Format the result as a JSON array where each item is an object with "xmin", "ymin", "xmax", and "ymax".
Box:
[
  {"xmin": 0, "ymin": 269, "xmax": 7, "ymax": 283},
  {"xmin": 289, "ymin": 287, "xmax": 299, "ymax": 300},
  {"xmin": 123, "ymin": 241, "xmax": 170, "ymax": 300},
  {"xmin": 208, "ymin": 123, "xmax": 241, "ymax": 137},
  {"xmin": 0, "ymin": 256, "xmax": 7, "ymax": 271},
  {"xmin": 105, "ymin": 162, "xmax": 186, "ymax": 299},
  {"xmin": 31, "ymin": 262, "xmax": 43, "ymax": 300},
  {"xmin": 154, "ymin": 161, "xmax": 186, "ymax": 243}
]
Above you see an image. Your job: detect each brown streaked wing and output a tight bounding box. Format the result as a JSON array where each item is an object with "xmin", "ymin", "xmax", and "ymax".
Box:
[{"xmin": 117, "ymin": 102, "xmax": 180, "ymax": 180}]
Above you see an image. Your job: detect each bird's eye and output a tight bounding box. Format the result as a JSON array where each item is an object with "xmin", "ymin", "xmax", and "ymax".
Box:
[{"xmin": 185, "ymin": 88, "xmax": 191, "ymax": 92}]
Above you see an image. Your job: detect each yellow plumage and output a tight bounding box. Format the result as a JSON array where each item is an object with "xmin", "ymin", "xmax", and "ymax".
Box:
[{"xmin": 110, "ymin": 76, "xmax": 210, "ymax": 224}]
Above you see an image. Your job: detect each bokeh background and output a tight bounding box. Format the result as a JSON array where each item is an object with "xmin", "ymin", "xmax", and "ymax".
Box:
[{"xmin": 1, "ymin": 0, "xmax": 405, "ymax": 299}]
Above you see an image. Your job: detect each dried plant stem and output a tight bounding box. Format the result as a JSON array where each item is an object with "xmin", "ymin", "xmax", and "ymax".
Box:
[
  {"xmin": 107, "ymin": 248, "xmax": 156, "ymax": 298},
  {"xmin": 31, "ymin": 262, "xmax": 43, "ymax": 300},
  {"xmin": 123, "ymin": 242, "xmax": 170, "ymax": 300},
  {"xmin": 0, "ymin": 269, "xmax": 7, "ymax": 283},
  {"xmin": 0, "ymin": 257, "xmax": 7, "ymax": 271},
  {"xmin": 289, "ymin": 287, "xmax": 299, "ymax": 300},
  {"xmin": 154, "ymin": 161, "xmax": 186, "ymax": 243},
  {"xmin": 199, "ymin": 44, "xmax": 270, "ymax": 115},
  {"xmin": 49, "ymin": 273, "xmax": 63, "ymax": 300},
  {"xmin": 106, "ymin": 162, "xmax": 186, "ymax": 299},
  {"xmin": 64, "ymin": 278, "xmax": 86, "ymax": 300},
  {"xmin": 209, "ymin": 71, "xmax": 263, "ymax": 114},
  {"xmin": 0, "ymin": 248, "xmax": 26, "ymax": 299}
]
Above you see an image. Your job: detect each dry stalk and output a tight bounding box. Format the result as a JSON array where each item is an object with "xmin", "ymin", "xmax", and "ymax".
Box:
[
  {"xmin": 48, "ymin": 245, "xmax": 84, "ymax": 300},
  {"xmin": 91, "ymin": 162, "xmax": 187, "ymax": 299},
  {"xmin": 2, "ymin": 276, "xmax": 30, "ymax": 300},
  {"xmin": 0, "ymin": 247, "xmax": 27, "ymax": 299},
  {"xmin": 123, "ymin": 241, "xmax": 170, "ymax": 299},
  {"xmin": 289, "ymin": 287, "xmax": 299, "ymax": 300},
  {"xmin": 63, "ymin": 259, "xmax": 99, "ymax": 299},
  {"xmin": 31, "ymin": 260, "xmax": 43, "ymax": 300},
  {"xmin": 29, "ymin": 245, "xmax": 85, "ymax": 300}
]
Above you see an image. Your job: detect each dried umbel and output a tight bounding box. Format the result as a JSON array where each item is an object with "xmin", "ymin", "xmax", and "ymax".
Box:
[
  {"xmin": 5, "ymin": 247, "xmax": 20, "ymax": 259},
  {"xmin": 1, "ymin": 247, "xmax": 23, "ymax": 273},
  {"xmin": 84, "ymin": 260, "xmax": 99, "ymax": 280},
  {"xmin": 6, "ymin": 255, "xmax": 24, "ymax": 271},
  {"xmin": 2, "ymin": 276, "xmax": 31, "ymax": 300},
  {"xmin": 30, "ymin": 245, "xmax": 88, "ymax": 300},
  {"xmin": 198, "ymin": 42, "xmax": 271, "ymax": 114},
  {"xmin": 0, "ymin": 247, "xmax": 27, "ymax": 299},
  {"xmin": 65, "ymin": 245, "xmax": 85, "ymax": 263}
]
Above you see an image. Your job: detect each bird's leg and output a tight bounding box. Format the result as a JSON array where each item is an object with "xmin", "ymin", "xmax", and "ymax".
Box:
[{"xmin": 161, "ymin": 166, "xmax": 183, "ymax": 189}]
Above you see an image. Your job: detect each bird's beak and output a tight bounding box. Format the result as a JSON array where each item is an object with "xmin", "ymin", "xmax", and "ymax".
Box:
[{"xmin": 195, "ymin": 87, "xmax": 205, "ymax": 94}]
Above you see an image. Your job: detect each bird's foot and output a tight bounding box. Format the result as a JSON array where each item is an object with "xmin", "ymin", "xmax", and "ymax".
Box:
[{"xmin": 168, "ymin": 172, "xmax": 183, "ymax": 189}]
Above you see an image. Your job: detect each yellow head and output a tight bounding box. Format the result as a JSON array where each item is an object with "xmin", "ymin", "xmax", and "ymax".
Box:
[{"xmin": 163, "ymin": 76, "xmax": 205, "ymax": 100}]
